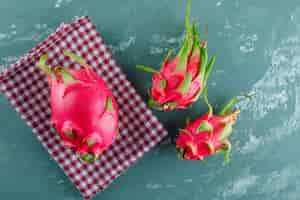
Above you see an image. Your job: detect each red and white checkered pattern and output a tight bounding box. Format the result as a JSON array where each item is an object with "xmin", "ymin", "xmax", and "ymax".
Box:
[{"xmin": 0, "ymin": 16, "xmax": 167, "ymax": 200}]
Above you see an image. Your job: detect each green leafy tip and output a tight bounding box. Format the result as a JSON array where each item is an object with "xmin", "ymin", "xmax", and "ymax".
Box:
[
  {"xmin": 159, "ymin": 79, "xmax": 166, "ymax": 89},
  {"xmin": 162, "ymin": 49, "xmax": 173, "ymax": 66},
  {"xmin": 176, "ymin": 38, "xmax": 192, "ymax": 72},
  {"xmin": 38, "ymin": 53, "xmax": 76, "ymax": 84},
  {"xmin": 185, "ymin": 0, "xmax": 192, "ymax": 32},
  {"xmin": 54, "ymin": 67, "xmax": 75, "ymax": 84},
  {"xmin": 203, "ymin": 55, "xmax": 216, "ymax": 87},
  {"xmin": 219, "ymin": 124, "xmax": 233, "ymax": 141},
  {"xmin": 198, "ymin": 47, "xmax": 208, "ymax": 79},
  {"xmin": 148, "ymin": 98, "xmax": 163, "ymax": 111},
  {"xmin": 64, "ymin": 50, "xmax": 86, "ymax": 66},
  {"xmin": 177, "ymin": 72, "xmax": 193, "ymax": 94},
  {"xmin": 197, "ymin": 120, "xmax": 213, "ymax": 133},
  {"xmin": 80, "ymin": 153, "xmax": 96, "ymax": 163},
  {"xmin": 219, "ymin": 96, "xmax": 238, "ymax": 115},
  {"xmin": 38, "ymin": 54, "xmax": 52, "ymax": 75},
  {"xmin": 175, "ymin": 0, "xmax": 193, "ymax": 72},
  {"xmin": 190, "ymin": 21, "xmax": 200, "ymax": 56},
  {"xmin": 105, "ymin": 97, "xmax": 114, "ymax": 112},
  {"xmin": 192, "ymin": 21, "xmax": 200, "ymax": 43},
  {"xmin": 136, "ymin": 65, "xmax": 159, "ymax": 73}
]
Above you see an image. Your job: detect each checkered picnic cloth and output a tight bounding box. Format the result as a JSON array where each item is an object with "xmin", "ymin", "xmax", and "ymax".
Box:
[{"xmin": 0, "ymin": 16, "xmax": 167, "ymax": 199}]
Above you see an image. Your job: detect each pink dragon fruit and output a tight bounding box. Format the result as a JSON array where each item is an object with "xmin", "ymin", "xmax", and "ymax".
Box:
[
  {"xmin": 38, "ymin": 51, "xmax": 119, "ymax": 162},
  {"xmin": 137, "ymin": 0, "xmax": 216, "ymax": 111},
  {"xmin": 176, "ymin": 90, "xmax": 239, "ymax": 162}
]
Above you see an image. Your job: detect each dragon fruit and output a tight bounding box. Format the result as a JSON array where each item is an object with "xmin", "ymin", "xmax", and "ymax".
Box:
[
  {"xmin": 176, "ymin": 90, "xmax": 239, "ymax": 162},
  {"xmin": 137, "ymin": 0, "xmax": 216, "ymax": 111},
  {"xmin": 38, "ymin": 51, "xmax": 119, "ymax": 162}
]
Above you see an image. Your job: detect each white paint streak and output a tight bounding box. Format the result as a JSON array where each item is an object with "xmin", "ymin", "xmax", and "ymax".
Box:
[
  {"xmin": 15, "ymin": 32, "xmax": 41, "ymax": 42},
  {"xmin": 110, "ymin": 36, "xmax": 136, "ymax": 53},
  {"xmin": 10, "ymin": 24, "xmax": 16, "ymax": 29},
  {"xmin": 150, "ymin": 47, "xmax": 164, "ymax": 55},
  {"xmin": 146, "ymin": 183, "xmax": 162, "ymax": 190},
  {"xmin": 166, "ymin": 184, "xmax": 176, "ymax": 188},
  {"xmin": 224, "ymin": 20, "xmax": 232, "ymax": 30},
  {"xmin": 239, "ymin": 33, "xmax": 258, "ymax": 53},
  {"xmin": 237, "ymin": 35, "xmax": 300, "ymax": 120},
  {"xmin": 184, "ymin": 178, "xmax": 193, "ymax": 183},
  {"xmin": 54, "ymin": 0, "xmax": 72, "ymax": 8},
  {"xmin": 34, "ymin": 23, "xmax": 48, "ymax": 30},
  {"xmin": 223, "ymin": 175, "xmax": 258, "ymax": 198},
  {"xmin": 0, "ymin": 33, "xmax": 8, "ymax": 40},
  {"xmin": 149, "ymin": 34, "xmax": 184, "ymax": 55},
  {"xmin": 2, "ymin": 56, "xmax": 19, "ymax": 65},
  {"xmin": 258, "ymin": 166, "xmax": 300, "ymax": 198},
  {"xmin": 146, "ymin": 182, "xmax": 177, "ymax": 190},
  {"xmin": 265, "ymin": 85, "xmax": 300, "ymax": 142},
  {"xmin": 240, "ymin": 133, "xmax": 262, "ymax": 154},
  {"xmin": 237, "ymin": 33, "xmax": 300, "ymax": 152},
  {"xmin": 54, "ymin": 0, "xmax": 63, "ymax": 8},
  {"xmin": 216, "ymin": 0, "xmax": 225, "ymax": 7},
  {"xmin": 151, "ymin": 34, "xmax": 183, "ymax": 44}
]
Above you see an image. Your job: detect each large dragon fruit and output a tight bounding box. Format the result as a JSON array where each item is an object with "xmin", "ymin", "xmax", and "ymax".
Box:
[
  {"xmin": 176, "ymin": 90, "xmax": 239, "ymax": 162},
  {"xmin": 38, "ymin": 51, "xmax": 119, "ymax": 162},
  {"xmin": 137, "ymin": 0, "xmax": 216, "ymax": 111}
]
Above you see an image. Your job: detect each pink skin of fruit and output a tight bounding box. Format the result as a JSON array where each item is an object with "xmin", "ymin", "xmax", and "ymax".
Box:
[
  {"xmin": 176, "ymin": 92, "xmax": 240, "ymax": 162},
  {"xmin": 151, "ymin": 50, "xmax": 204, "ymax": 110},
  {"xmin": 39, "ymin": 52, "xmax": 118, "ymax": 162},
  {"xmin": 137, "ymin": 0, "xmax": 216, "ymax": 111}
]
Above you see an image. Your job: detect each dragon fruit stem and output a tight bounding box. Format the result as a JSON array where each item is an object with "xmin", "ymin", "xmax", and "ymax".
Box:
[
  {"xmin": 136, "ymin": 65, "xmax": 159, "ymax": 73},
  {"xmin": 38, "ymin": 54, "xmax": 76, "ymax": 85},
  {"xmin": 64, "ymin": 50, "xmax": 96, "ymax": 78},
  {"xmin": 38, "ymin": 54, "xmax": 52, "ymax": 76},
  {"xmin": 203, "ymin": 87, "xmax": 213, "ymax": 115},
  {"xmin": 220, "ymin": 108, "xmax": 240, "ymax": 124},
  {"xmin": 64, "ymin": 50, "xmax": 86, "ymax": 66},
  {"xmin": 222, "ymin": 140, "xmax": 231, "ymax": 164},
  {"xmin": 215, "ymin": 139, "xmax": 231, "ymax": 164},
  {"xmin": 54, "ymin": 67, "xmax": 75, "ymax": 84},
  {"xmin": 219, "ymin": 96, "xmax": 238, "ymax": 115}
]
